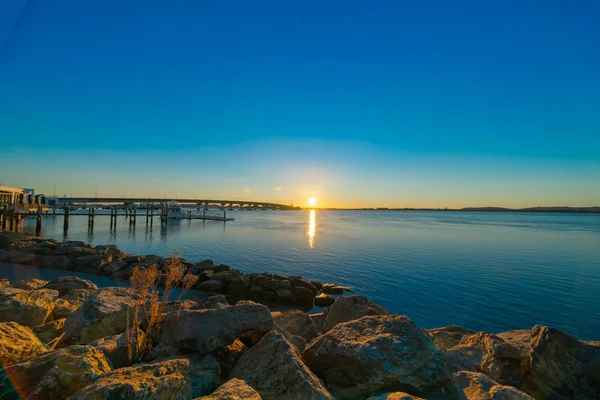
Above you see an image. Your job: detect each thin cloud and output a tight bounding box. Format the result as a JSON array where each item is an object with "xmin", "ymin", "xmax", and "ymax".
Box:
[
  {"xmin": 243, "ymin": 188, "xmax": 251, "ymax": 192},
  {"xmin": 274, "ymin": 187, "xmax": 282, "ymax": 191}
]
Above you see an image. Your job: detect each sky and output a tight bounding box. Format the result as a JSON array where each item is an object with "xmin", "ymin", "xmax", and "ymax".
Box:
[{"xmin": 1, "ymin": 0, "xmax": 599, "ymax": 208}]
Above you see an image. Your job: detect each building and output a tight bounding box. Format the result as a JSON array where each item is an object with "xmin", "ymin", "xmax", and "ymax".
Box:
[{"xmin": 0, "ymin": 185, "xmax": 24, "ymax": 206}]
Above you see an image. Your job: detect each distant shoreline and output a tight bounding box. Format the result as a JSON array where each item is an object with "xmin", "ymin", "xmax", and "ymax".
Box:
[{"xmin": 313, "ymin": 206, "xmax": 600, "ymax": 214}]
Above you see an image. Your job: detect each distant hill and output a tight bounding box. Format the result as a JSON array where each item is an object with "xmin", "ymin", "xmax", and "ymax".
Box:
[{"xmin": 460, "ymin": 206, "xmax": 600, "ymax": 214}]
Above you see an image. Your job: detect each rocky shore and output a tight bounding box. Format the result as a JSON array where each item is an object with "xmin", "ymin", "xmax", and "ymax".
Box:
[{"xmin": 0, "ymin": 231, "xmax": 599, "ymax": 399}]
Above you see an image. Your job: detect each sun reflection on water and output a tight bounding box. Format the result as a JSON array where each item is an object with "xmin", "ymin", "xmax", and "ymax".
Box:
[{"xmin": 308, "ymin": 209, "xmax": 317, "ymax": 248}]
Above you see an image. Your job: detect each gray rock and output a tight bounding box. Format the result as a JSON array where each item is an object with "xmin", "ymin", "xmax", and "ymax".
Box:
[
  {"xmin": 454, "ymin": 371, "xmax": 534, "ymax": 399},
  {"xmin": 0, "ymin": 321, "xmax": 47, "ymax": 366},
  {"xmin": 309, "ymin": 312, "xmax": 326, "ymax": 334},
  {"xmin": 1, "ymin": 345, "xmax": 112, "ymax": 400},
  {"xmin": 197, "ymin": 269, "xmax": 214, "ymax": 283},
  {"xmin": 323, "ymin": 295, "xmax": 390, "ymax": 331},
  {"xmin": 89, "ymin": 329, "xmax": 143, "ymax": 369},
  {"xmin": 495, "ymin": 329, "xmax": 531, "ymax": 359},
  {"xmin": 8, "ymin": 250, "xmax": 36, "ymax": 265},
  {"xmin": 303, "ymin": 315, "xmax": 457, "ymax": 400},
  {"xmin": 0, "ymin": 287, "xmax": 56, "ymax": 327},
  {"xmin": 273, "ymin": 310, "xmax": 319, "ymax": 342},
  {"xmin": 197, "ymin": 279, "xmax": 225, "ymax": 293},
  {"xmin": 13, "ymin": 278, "xmax": 49, "ymax": 290},
  {"xmin": 67, "ymin": 358, "xmax": 192, "ymax": 400},
  {"xmin": 215, "ymin": 339, "xmax": 248, "ymax": 379},
  {"xmin": 231, "ymin": 331, "xmax": 333, "ymax": 400},
  {"xmin": 102, "ymin": 259, "xmax": 129, "ymax": 276},
  {"xmin": 160, "ymin": 300, "xmax": 273, "ymax": 354},
  {"xmin": 43, "ymin": 276, "xmax": 98, "ymax": 296},
  {"xmin": 183, "ymin": 354, "xmax": 220, "ymax": 397},
  {"xmin": 214, "ymin": 263, "xmax": 231, "ymax": 273},
  {"xmin": 53, "ymin": 288, "xmax": 96, "ymax": 320},
  {"xmin": 198, "ymin": 378, "xmax": 261, "ymax": 400},
  {"xmin": 427, "ymin": 326, "xmax": 476, "ymax": 349},
  {"xmin": 32, "ymin": 318, "xmax": 66, "ymax": 344},
  {"xmin": 275, "ymin": 288, "xmax": 295, "ymax": 303},
  {"xmin": 293, "ymin": 286, "xmax": 315, "ymax": 306}
]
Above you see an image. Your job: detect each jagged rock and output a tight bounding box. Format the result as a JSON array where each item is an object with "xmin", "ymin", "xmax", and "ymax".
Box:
[
  {"xmin": 102, "ymin": 259, "xmax": 129, "ymax": 276},
  {"xmin": 197, "ymin": 279, "xmax": 225, "ymax": 293},
  {"xmin": 0, "ymin": 322, "xmax": 47, "ymax": 366},
  {"xmin": 67, "ymin": 358, "xmax": 191, "ymax": 400},
  {"xmin": 112, "ymin": 264, "xmax": 141, "ymax": 280},
  {"xmin": 231, "ymin": 331, "xmax": 332, "ymax": 400},
  {"xmin": 0, "ymin": 278, "xmax": 9, "ymax": 287},
  {"xmin": 454, "ymin": 371, "xmax": 534, "ymax": 399},
  {"xmin": 198, "ymin": 378, "xmax": 262, "ymax": 400},
  {"xmin": 521, "ymin": 325, "xmax": 600, "ymax": 399},
  {"xmin": 43, "ymin": 276, "xmax": 98, "ymax": 296},
  {"xmin": 321, "ymin": 283, "xmax": 345, "ymax": 294},
  {"xmin": 428, "ymin": 326, "xmax": 476, "ymax": 349},
  {"xmin": 182, "ymin": 355, "xmax": 220, "ymax": 397},
  {"xmin": 303, "ymin": 315, "xmax": 457, "ymax": 400},
  {"xmin": 323, "ymin": 295, "xmax": 389, "ymax": 331},
  {"xmin": 161, "ymin": 300, "xmax": 273, "ymax": 354},
  {"xmin": 89, "ymin": 329, "xmax": 143, "ymax": 369},
  {"xmin": 62, "ymin": 287, "xmax": 144, "ymax": 344},
  {"xmin": 314, "ymin": 293, "xmax": 335, "ymax": 307},
  {"xmin": 13, "ymin": 278, "xmax": 49, "ymax": 290},
  {"xmin": 441, "ymin": 332, "xmax": 522, "ymax": 387},
  {"xmin": 73, "ymin": 254, "xmax": 113, "ymax": 274},
  {"xmin": 197, "ymin": 269, "xmax": 214, "ymax": 283},
  {"xmin": 1, "ymin": 345, "xmax": 112, "ymax": 400},
  {"xmin": 289, "ymin": 276, "xmax": 318, "ymax": 295},
  {"xmin": 53, "ymin": 288, "xmax": 96, "ymax": 319},
  {"xmin": 215, "ymin": 339, "xmax": 248, "ymax": 378},
  {"xmin": 273, "ymin": 310, "xmax": 319, "ymax": 342},
  {"xmin": 33, "ymin": 318, "xmax": 66, "ymax": 344},
  {"xmin": 275, "ymin": 288, "xmax": 295, "ymax": 303},
  {"xmin": 367, "ymin": 393, "xmax": 425, "ymax": 400},
  {"xmin": 0, "ymin": 287, "xmax": 56, "ymax": 327},
  {"xmin": 309, "ymin": 312, "xmax": 326, "ymax": 334},
  {"xmin": 496, "ymin": 329, "xmax": 531, "ymax": 358},
  {"xmin": 293, "ymin": 286, "xmax": 315, "ymax": 306}
]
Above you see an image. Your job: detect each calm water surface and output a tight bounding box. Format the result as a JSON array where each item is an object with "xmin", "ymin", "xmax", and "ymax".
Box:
[{"xmin": 14, "ymin": 210, "xmax": 600, "ymax": 339}]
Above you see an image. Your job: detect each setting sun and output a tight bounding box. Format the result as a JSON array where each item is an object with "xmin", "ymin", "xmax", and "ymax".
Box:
[{"xmin": 308, "ymin": 197, "xmax": 317, "ymax": 206}]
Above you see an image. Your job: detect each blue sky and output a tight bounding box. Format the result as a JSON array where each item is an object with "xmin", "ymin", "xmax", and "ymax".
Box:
[{"xmin": 1, "ymin": 1, "xmax": 599, "ymax": 207}]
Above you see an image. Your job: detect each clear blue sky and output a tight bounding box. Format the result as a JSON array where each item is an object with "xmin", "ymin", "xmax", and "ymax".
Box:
[{"xmin": 1, "ymin": 0, "xmax": 599, "ymax": 207}]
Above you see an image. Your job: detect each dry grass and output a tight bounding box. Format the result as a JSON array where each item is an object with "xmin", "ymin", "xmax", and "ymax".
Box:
[{"xmin": 125, "ymin": 250, "xmax": 193, "ymax": 363}]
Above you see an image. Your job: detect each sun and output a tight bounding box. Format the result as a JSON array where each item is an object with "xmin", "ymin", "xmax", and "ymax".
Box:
[{"xmin": 308, "ymin": 197, "xmax": 317, "ymax": 206}]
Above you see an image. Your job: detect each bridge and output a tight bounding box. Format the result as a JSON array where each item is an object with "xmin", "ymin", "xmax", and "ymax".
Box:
[{"xmin": 59, "ymin": 197, "xmax": 300, "ymax": 211}]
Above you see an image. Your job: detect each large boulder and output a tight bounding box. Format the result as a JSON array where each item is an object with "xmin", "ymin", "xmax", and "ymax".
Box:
[
  {"xmin": 303, "ymin": 315, "xmax": 457, "ymax": 400},
  {"xmin": 231, "ymin": 331, "xmax": 333, "ymax": 400},
  {"xmin": 53, "ymin": 288, "xmax": 96, "ymax": 320},
  {"xmin": 62, "ymin": 287, "xmax": 143, "ymax": 344},
  {"xmin": 160, "ymin": 301, "xmax": 273, "ymax": 354},
  {"xmin": 495, "ymin": 329, "xmax": 531, "ymax": 358},
  {"xmin": 273, "ymin": 310, "xmax": 319, "ymax": 342},
  {"xmin": 42, "ymin": 276, "xmax": 98, "ymax": 296},
  {"xmin": 454, "ymin": 371, "xmax": 534, "ymax": 399},
  {"xmin": 427, "ymin": 326, "xmax": 476, "ymax": 349},
  {"xmin": 367, "ymin": 393, "xmax": 425, "ymax": 400},
  {"xmin": 0, "ymin": 287, "xmax": 56, "ymax": 327},
  {"xmin": 67, "ymin": 358, "xmax": 192, "ymax": 400},
  {"xmin": 198, "ymin": 378, "xmax": 261, "ymax": 400},
  {"xmin": 323, "ymin": 295, "xmax": 390, "ymax": 331},
  {"xmin": 0, "ymin": 345, "xmax": 112, "ymax": 400},
  {"xmin": 13, "ymin": 278, "xmax": 49, "ymax": 291},
  {"xmin": 215, "ymin": 339, "xmax": 248, "ymax": 379},
  {"xmin": 314, "ymin": 293, "xmax": 335, "ymax": 307},
  {"xmin": 89, "ymin": 329, "xmax": 144, "ymax": 369},
  {"xmin": 0, "ymin": 322, "xmax": 47, "ymax": 366},
  {"xmin": 197, "ymin": 279, "xmax": 225, "ymax": 293},
  {"xmin": 441, "ymin": 332, "xmax": 523, "ymax": 387},
  {"xmin": 521, "ymin": 325, "xmax": 600, "ymax": 399},
  {"xmin": 32, "ymin": 318, "xmax": 66, "ymax": 344}
]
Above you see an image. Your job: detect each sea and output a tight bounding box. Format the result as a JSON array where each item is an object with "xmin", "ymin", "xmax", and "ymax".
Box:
[{"xmin": 7, "ymin": 209, "xmax": 600, "ymax": 339}]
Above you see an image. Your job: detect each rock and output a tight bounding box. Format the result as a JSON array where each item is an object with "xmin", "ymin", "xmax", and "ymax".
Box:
[
  {"xmin": 102, "ymin": 259, "xmax": 129, "ymax": 276},
  {"xmin": 197, "ymin": 279, "xmax": 225, "ymax": 293},
  {"xmin": 213, "ymin": 270, "xmax": 244, "ymax": 284},
  {"xmin": 367, "ymin": 393, "xmax": 425, "ymax": 400},
  {"xmin": 262, "ymin": 278, "xmax": 280, "ymax": 291},
  {"xmin": 303, "ymin": 315, "xmax": 457, "ymax": 400},
  {"xmin": 33, "ymin": 318, "xmax": 66, "ymax": 344},
  {"xmin": 323, "ymin": 295, "xmax": 390, "ymax": 331},
  {"xmin": 273, "ymin": 310, "xmax": 319, "ymax": 342},
  {"xmin": 215, "ymin": 339, "xmax": 248, "ymax": 378},
  {"xmin": 311, "ymin": 280, "xmax": 322, "ymax": 290},
  {"xmin": 1, "ymin": 345, "xmax": 112, "ymax": 400},
  {"xmin": 198, "ymin": 378, "xmax": 262, "ymax": 400},
  {"xmin": 197, "ymin": 269, "xmax": 214, "ymax": 283},
  {"xmin": 123, "ymin": 255, "xmax": 141, "ymax": 264},
  {"xmin": 248, "ymin": 285, "xmax": 265, "ymax": 301},
  {"xmin": 196, "ymin": 259, "xmax": 216, "ymax": 271},
  {"xmin": 43, "ymin": 276, "xmax": 98, "ymax": 296},
  {"xmin": 231, "ymin": 331, "xmax": 332, "ymax": 400},
  {"xmin": 62, "ymin": 287, "xmax": 144, "ymax": 344},
  {"xmin": 293, "ymin": 286, "xmax": 314, "ymax": 306},
  {"xmin": 521, "ymin": 325, "xmax": 600, "ymax": 399},
  {"xmin": 183, "ymin": 354, "xmax": 220, "ymax": 397},
  {"xmin": 89, "ymin": 329, "xmax": 144, "ymax": 369},
  {"xmin": 67, "ymin": 358, "xmax": 192, "ymax": 400},
  {"xmin": 428, "ymin": 326, "xmax": 476, "ymax": 349},
  {"xmin": 8, "ymin": 250, "xmax": 36, "ymax": 265},
  {"xmin": 314, "ymin": 293, "xmax": 335, "ymax": 307},
  {"xmin": 68, "ymin": 246, "xmax": 100, "ymax": 258},
  {"xmin": 73, "ymin": 254, "xmax": 113, "ymax": 274},
  {"xmin": 309, "ymin": 312, "xmax": 326, "ymax": 334},
  {"xmin": 275, "ymin": 288, "xmax": 295, "ymax": 303},
  {"xmin": 0, "ymin": 278, "xmax": 9, "ymax": 287},
  {"xmin": 0, "ymin": 287, "xmax": 56, "ymax": 327},
  {"xmin": 13, "ymin": 278, "xmax": 49, "ymax": 290},
  {"xmin": 214, "ymin": 264, "xmax": 231, "ymax": 273},
  {"xmin": 161, "ymin": 300, "xmax": 273, "ymax": 354},
  {"xmin": 53, "ymin": 288, "xmax": 96, "ymax": 320},
  {"xmin": 454, "ymin": 371, "xmax": 534, "ymax": 399},
  {"xmin": 228, "ymin": 280, "xmax": 248, "ymax": 298},
  {"xmin": 495, "ymin": 329, "xmax": 531, "ymax": 358},
  {"xmin": 289, "ymin": 277, "xmax": 317, "ymax": 295},
  {"xmin": 0, "ymin": 321, "xmax": 47, "ymax": 366},
  {"xmin": 321, "ymin": 283, "xmax": 345, "ymax": 294},
  {"xmin": 278, "ymin": 279, "xmax": 293, "ymax": 290},
  {"xmin": 441, "ymin": 332, "xmax": 522, "ymax": 387},
  {"xmin": 112, "ymin": 264, "xmax": 140, "ymax": 280}
]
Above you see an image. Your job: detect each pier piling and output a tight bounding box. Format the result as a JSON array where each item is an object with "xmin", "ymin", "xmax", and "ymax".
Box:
[{"xmin": 63, "ymin": 206, "xmax": 70, "ymax": 232}]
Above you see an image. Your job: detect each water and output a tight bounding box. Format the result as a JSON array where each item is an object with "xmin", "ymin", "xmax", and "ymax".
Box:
[{"xmin": 11, "ymin": 210, "xmax": 600, "ymax": 339}]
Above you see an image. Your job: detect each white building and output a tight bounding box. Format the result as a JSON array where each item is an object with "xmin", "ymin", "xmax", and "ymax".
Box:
[{"xmin": 0, "ymin": 185, "xmax": 24, "ymax": 206}]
